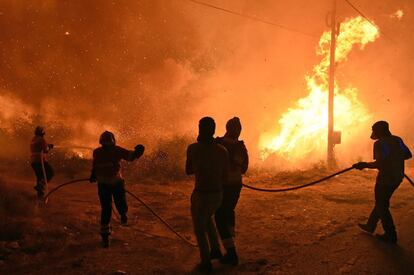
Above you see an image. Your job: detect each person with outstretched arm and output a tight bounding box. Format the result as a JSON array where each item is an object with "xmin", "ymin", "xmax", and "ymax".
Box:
[
  {"xmin": 353, "ymin": 121, "xmax": 412, "ymax": 243},
  {"xmin": 89, "ymin": 131, "xmax": 145, "ymax": 248}
]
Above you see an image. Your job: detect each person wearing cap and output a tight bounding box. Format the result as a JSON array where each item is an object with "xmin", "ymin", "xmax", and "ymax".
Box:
[
  {"xmin": 89, "ymin": 131, "xmax": 145, "ymax": 248},
  {"xmin": 215, "ymin": 117, "xmax": 248, "ymax": 265},
  {"xmin": 353, "ymin": 121, "xmax": 412, "ymax": 243},
  {"xmin": 30, "ymin": 126, "xmax": 54, "ymax": 199},
  {"xmin": 186, "ymin": 117, "xmax": 229, "ymax": 273}
]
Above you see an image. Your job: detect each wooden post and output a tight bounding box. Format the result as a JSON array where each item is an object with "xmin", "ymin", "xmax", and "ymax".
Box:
[{"xmin": 327, "ymin": 0, "xmax": 337, "ymax": 168}]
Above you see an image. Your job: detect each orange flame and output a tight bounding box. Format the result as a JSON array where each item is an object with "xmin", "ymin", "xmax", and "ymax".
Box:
[{"xmin": 259, "ymin": 17, "xmax": 379, "ymax": 164}]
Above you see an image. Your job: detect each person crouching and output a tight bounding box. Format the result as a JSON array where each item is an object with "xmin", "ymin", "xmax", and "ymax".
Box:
[{"xmin": 89, "ymin": 131, "xmax": 145, "ymax": 248}]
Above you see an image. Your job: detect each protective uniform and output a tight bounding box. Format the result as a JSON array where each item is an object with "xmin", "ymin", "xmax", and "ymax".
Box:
[
  {"xmin": 30, "ymin": 126, "xmax": 54, "ymax": 199},
  {"xmin": 354, "ymin": 121, "xmax": 412, "ymax": 243},
  {"xmin": 90, "ymin": 131, "xmax": 145, "ymax": 247},
  {"xmin": 215, "ymin": 117, "xmax": 248, "ymax": 265},
  {"xmin": 186, "ymin": 117, "xmax": 229, "ymax": 273}
]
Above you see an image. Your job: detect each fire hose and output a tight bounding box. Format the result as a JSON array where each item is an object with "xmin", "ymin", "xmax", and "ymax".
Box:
[
  {"xmin": 40, "ymin": 151, "xmax": 49, "ymax": 203},
  {"xmin": 43, "ymin": 179, "xmax": 197, "ymax": 248},
  {"xmin": 242, "ymin": 167, "xmax": 414, "ymax": 192},
  {"xmin": 42, "ymin": 168, "xmax": 414, "ymax": 248},
  {"xmin": 43, "ymin": 146, "xmax": 196, "ymax": 247},
  {"xmin": 405, "ymin": 174, "xmax": 414, "ymax": 187},
  {"xmin": 125, "ymin": 190, "xmax": 197, "ymax": 247},
  {"xmin": 242, "ymin": 167, "xmax": 354, "ymax": 192}
]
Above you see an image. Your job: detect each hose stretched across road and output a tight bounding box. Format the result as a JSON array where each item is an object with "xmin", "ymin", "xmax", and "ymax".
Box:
[
  {"xmin": 242, "ymin": 167, "xmax": 355, "ymax": 192},
  {"xmin": 43, "ymin": 179, "xmax": 197, "ymax": 247},
  {"xmin": 125, "ymin": 190, "xmax": 197, "ymax": 247},
  {"xmin": 43, "ymin": 178, "xmax": 90, "ymax": 203},
  {"xmin": 405, "ymin": 174, "xmax": 414, "ymax": 187},
  {"xmin": 242, "ymin": 167, "xmax": 414, "ymax": 192},
  {"xmin": 42, "ymin": 168, "xmax": 414, "ymax": 248}
]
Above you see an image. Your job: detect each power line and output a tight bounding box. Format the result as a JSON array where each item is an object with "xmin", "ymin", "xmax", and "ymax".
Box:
[
  {"xmin": 343, "ymin": 0, "xmax": 377, "ymax": 29},
  {"xmin": 186, "ymin": 0, "xmax": 318, "ymax": 38},
  {"xmin": 343, "ymin": 0, "xmax": 395, "ymax": 43}
]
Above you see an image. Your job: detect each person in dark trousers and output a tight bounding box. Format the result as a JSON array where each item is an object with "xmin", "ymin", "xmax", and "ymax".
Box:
[
  {"xmin": 353, "ymin": 121, "xmax": 411, "ymax": 243},
  {"xmin": 215, "ymin": 117, "xmax": 248, "ymax": 265},
  {"xmin": 89, "ymin": 131, "xmax": 145, "ymax": 248},
  {"xmin": 186, "ymin": 117, "xmax": 229, "ymax": 273},
  {"xmin": 30, "ymin": 126, "xmax": 54, "ymax": 200}
]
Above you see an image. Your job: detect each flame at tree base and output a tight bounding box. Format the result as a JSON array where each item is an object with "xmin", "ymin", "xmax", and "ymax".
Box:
[{"xmin": 259, "ymin": 17, "xmax": 379, "ymax": 165}]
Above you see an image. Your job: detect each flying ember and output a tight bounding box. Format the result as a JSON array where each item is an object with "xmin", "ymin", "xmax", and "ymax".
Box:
[
  {"xmin": 259, "ymin": 16, "xmax": 379, "ymax": 164},
  {"xmin": 390, "ymin": 9, "xmax": 404, "ymax": 20}
]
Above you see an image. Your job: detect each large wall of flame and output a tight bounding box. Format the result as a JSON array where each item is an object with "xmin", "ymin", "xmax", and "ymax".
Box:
[{"xmin": 0, "ymin": 0, "xmax": 413, "ymax": 168}]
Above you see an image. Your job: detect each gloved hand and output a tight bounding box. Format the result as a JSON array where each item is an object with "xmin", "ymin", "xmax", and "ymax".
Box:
[
  {"xmin": 352, "ymin": 162, "xmax": 369, "ymax": 170},
  {"xmin": 134, "ymin": 144, "xmax": 145, "ymax": 156},
  {"xmin": 48, "ymin": 144, "xmax": 54, "ymax": 149}
]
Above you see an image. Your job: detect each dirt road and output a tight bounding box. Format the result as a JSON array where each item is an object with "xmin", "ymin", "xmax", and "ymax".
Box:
[{"xmin": 1, "ymin": 168, "xmax": 414, "ymax": 274}]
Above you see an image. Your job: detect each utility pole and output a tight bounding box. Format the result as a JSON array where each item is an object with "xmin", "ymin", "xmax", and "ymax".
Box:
[{"xmin": 327, "ymin": 0, "xmax": 337, "ymax": 168}]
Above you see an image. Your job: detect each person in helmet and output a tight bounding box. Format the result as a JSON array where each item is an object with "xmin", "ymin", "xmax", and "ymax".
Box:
[
  {"xmin": 215, "ymin": 117, "xmax": 248, "ymax": 265},
  {"xmin": 186, "ymin": 117, "xmax": 229, "ymax": 273},
  {"xmin": 353, "ymin": 121, "xmax": 412, "ymax": 243},
  {"xmin": 30, "ymin": 126, "xmax": 54, "ymax": 200},
  {"xmin": 89, "ymin": 130, "xmax": 145, "ymax": 248}
]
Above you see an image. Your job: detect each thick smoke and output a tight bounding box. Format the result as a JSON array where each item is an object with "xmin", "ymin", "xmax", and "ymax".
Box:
[{"xmin": 0, "ymin": 0, "xmax": 412, "ymax": 168}]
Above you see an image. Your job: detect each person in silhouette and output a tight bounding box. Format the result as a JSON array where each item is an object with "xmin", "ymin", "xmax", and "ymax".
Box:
[
  {"xmin": 186, "ymin": 117, "xmax": 229, "ymax": 273},
  {"xmin": 353, "ymin": 121, "xmax": 411, "ymax": 243},
  {"xmin": 215, "ymin": 117, "xmax": 248, "ymax": 265},
  {"xmin": 89, "ymin": 131, "xmax": 145, "ymax": 248},
  {"xmin": 30, "ymin": 126, "xmax": 54, "ymax": 200}
]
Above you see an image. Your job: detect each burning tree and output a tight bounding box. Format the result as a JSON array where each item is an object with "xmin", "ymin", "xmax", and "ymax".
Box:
[{"xmin": 259, "ymin": 16, "xmax": 379, "ymax": 165}]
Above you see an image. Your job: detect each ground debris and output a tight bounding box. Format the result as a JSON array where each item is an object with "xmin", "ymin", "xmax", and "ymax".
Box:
[{"xmin": 110, "ymin": 270, "xmax": 127, "ymax": 275}]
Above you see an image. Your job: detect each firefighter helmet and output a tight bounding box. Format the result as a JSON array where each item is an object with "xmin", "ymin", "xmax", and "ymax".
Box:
[
  {"xmin": 371, "ymin": 121, "xmax": 391, "ymax": 140},
  {"xmin": 99, "ymin": 131, "xmax": 116, "ymax": 146},
  {"xmin": 34, "ymin": 126, "xmax": 45, "ymax": 136}
]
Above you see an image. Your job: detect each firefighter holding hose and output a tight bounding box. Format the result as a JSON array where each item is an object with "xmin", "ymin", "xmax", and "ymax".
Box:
[
  {"xmin": 353, "ymin": 121, "xmax": 412, "ymax": 243},
  {"xmin": 89, "ymin": 131, "xmax": 145, "ymax": 248},
  {"xmin": 30, "ymin": 126, "xmax": 54, "ymax": 200}
]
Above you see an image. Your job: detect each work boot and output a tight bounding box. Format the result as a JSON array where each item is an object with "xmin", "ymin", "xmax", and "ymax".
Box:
[
  {"xmin": 120, "ymin": 215, "xmax": 128, "ymax": 226},
  {"xmin": 196, "ymin": 261, "xmax": 212, "ymax": 273},
  {"xmin": 220, "ymin": 247, "xmax": 239, "ymax": 266},
  {"xmin": 101, "ymin": 234, "xmax": 110, "ymax": 248},
  {"xmin": 358, "ymin": 223, "xmax": 375, "ymax": 234},
  {"xmin": 376, "ymin": 233, "xmax": 397, "ymax": 244},
  {"xmin": 210, "ymin": 247, "xmax": 223, "ymax": 260}
]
